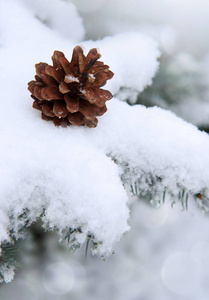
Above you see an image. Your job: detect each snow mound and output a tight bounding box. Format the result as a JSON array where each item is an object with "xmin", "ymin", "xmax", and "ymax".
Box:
[
  {"xmin": 83, "ymin": 32, "xmax": 160, "ymax": 95},
  {"xmin": 93, "ymin": 100, "xmax": 209, "ymax": 197},
  {"xmin": 19, "ymin": 0, "xmax": 85, "ymax": 41}
]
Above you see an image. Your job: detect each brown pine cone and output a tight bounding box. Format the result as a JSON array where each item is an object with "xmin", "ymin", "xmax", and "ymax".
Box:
[{"xmin": 28, "ymin": 46, "xmax": 114, "ymax": 128}]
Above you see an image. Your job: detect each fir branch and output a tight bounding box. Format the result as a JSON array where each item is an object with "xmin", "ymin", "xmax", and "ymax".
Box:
[
  {"xmin": 0, "ymin": 241, "xmax": 20, "ymax": 283},
  {"xmin": 129, "ymin": 179, "xmax": 209, "ymax": 212}
]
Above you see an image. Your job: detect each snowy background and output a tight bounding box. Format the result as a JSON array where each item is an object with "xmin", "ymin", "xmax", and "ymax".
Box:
[{"xmin": 1, "ymin": 0, "xmax": 209, "ymax": 299}]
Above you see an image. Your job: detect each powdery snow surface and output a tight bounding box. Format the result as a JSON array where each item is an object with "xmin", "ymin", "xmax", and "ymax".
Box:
[
  {"xmin": 19, "ymin": 0, "xmax": 85, "ymax": 41},
  {"xmin": 94, "ymin": 100, "xmax": 209, "ymax": 195},
  {"xmin": 0, "ymin": 0, "xmax": 159, "ymax": 256},
  {"xmin": 82, "ymin": 32, "xmax": 160, "ymax": 95},
  {"xmin": 0, "ymin": 0, "xmax": 209, "ymax": 272}
]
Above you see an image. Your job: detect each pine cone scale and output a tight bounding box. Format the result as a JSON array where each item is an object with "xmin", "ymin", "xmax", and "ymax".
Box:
[
  {"xmin": 53, "ymin": 116, "xmax": 68, "ymax": 127},
  {"xmin": 28, "ymin": 81, "xmax": 37, "ymax": 94},
  {"xmin": 84, "ymin": 48, "xmax": 101, "ymax": 63},
  {"xmin": 53, "ymin": 52, "xmax": 72, "ymax": 74},
  {"xmin": 98, "ymin": 89, "xmax": 113, "ymax": 101},
  {"xmin": 28, "ymin": 46, "xmax": 114, "ymax": 128},
  {"xmin": 68, "ymin": 112, "xmax": 84, "ymax": 126},
  {"xmin": 84, "ymin": 55, "xmax": 101, "ymax": 72},
  {"xmin": 53, "ymin": 101, "xmax": 69, "ymax": 118},
  {"xmin": 79, "ymin": 99, "xmax": 96, "ymax": 120},
  {"xmin": 88, "ymin": 64, "xmax": 107, "ymax": 75},
  {"xmin": 64, "ymin": 95, "xmax": 79, "ymax": 113},
  {"xmin": 32, "ymin": 99, "xmax": 42, "ymax": 111},
  {"xmin": 79, "ymin": 87, "xmax": 106, "ymax": 107},
  {"xmin": 92, "ymin": 73, "xmax": 112, "ymax": 87},
  {"xmin": 45, "ymin": 65, "xmax": 65, "ymax": 83},
  {"xmin": 76, "ymin": 49, "xmax": 85, "ymax": 73},
  {"xmin": 70, "ymin": 46, "xmax": 83, "ymax": 73},
  {"xmin": 92, "ymin": 104, "xmax": 107, "ymax": 116},
  {"xmin": 35, "ymin": 75, "xmax": 43, "ymax": 82},
  {"xmin": 42, "ymin": 102, "xmax": 55, "ymax": 117},
  {"xmin": 59, "ymin": 81, "xmax": 71, "ymax": 93},
  {"xmin": 41, "ymin": 87, "xmax": 63, "ymax": 100},
  {"xmin": 34, "ymin": 86, "xmax": 44, "ymax": 100},
  {"xmin": 35, "ymin": 63, "xmax": 57, "ymax": 86},
  {"xmin": 41, "ymin": 112, "xmax": 52, "ymax": 121},
  {"xmin": 51, "ymin": 52, "xmax": 63, "ymax": 69}
]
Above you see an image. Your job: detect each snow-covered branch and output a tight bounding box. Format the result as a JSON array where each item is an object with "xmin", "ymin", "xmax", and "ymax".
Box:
[{"xmin": 1, "ymin": 0, "xmax": 209, "ymax": 283}]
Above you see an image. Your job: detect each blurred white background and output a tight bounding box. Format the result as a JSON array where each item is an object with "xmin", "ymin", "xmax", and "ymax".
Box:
[{"xmin": 69, "ymin": 0, "xmax": 209, "ymax": 56}]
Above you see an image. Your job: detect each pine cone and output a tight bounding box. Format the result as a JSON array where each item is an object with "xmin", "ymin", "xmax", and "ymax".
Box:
[{"xmin": 28, "ymin": 46, "xmax": 114, "ymax": 128}]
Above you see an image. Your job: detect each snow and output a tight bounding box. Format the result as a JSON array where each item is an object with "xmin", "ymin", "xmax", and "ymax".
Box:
[
  {"xmin": 125, "ymin": 51, "xmax": 209, "ymax": 129},
  {"xmin": 70, "ymin": 0, "xmax": 209, "ymax": 56},
  {"xmin": 0, "ymin": 0, "xmax": 209, "ymax": 285},
  {"xmin": 0, "ymin": 0, "xmax": 158, "ymax": 257},
  {"xmin": 19, "ymin": 0, "xmax": 85, "ymax": 41},
  {"xmin": 82, "ymin": 31, "xmax": 160, "ymax": 95},
  {"xmin": 0, "ymin": 265, "xmax": 15, "ymax": 283},
  {"xmin": 92, "ymin": 100, "xmax": 209, "ymax": 196},
  {"xmin": 2, "ymin": 201, "xmax": 209, "ymax": 299},
  {"xmin": 65, "ymin": 75, "xmax": 79, "ymax": 83}
]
